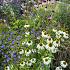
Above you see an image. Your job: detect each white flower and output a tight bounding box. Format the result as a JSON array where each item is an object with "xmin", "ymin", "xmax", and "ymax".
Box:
[
  {"xmin": 25, "ymin": 32, "xmax": 30, "ymax": 35},
  {"xmin": 37, "ymin": 43, "xmax": 45, "ymax": 50},
  {"xmin": 30, "ymin": 58, "xmax": 36, "ymax": 63},
  {"xmin": 20, "ymin": 61, "xmax": 25, "ymax": 67},
  {"xmin": 19, "ymin": 49, "xmax": 24, "ymax": 54},
  {"xmin": 22, "ymin": 42, "xmax": 26, "ymax": 45},
  {"xmin": 26, "ymin": 40, "xmax": 33, "ymax": 46},
  {"xmin": 31, "ymin": 49, "xmax": 36, "ymax": 53},
  {"xmin": 41, "ymin": 31, "xmax": 49, "ymax": 38},
  {"xmin": 63, "ymin": 33, "xmax": 68, "ymax": 39},
  {"xmin": 5, "ymin": 66, "xmax": 10, "ymax": 70},
  {"xmin": 45, "ymin": 43, "xmax": 58, "ymax": 53},
  {"xmin": 43, "ymin": 57, "xmax": 51, "ymax": 65},
  {"xmin": 24, "ymin": 24, "xmax": 30, "ymax": 28},
  {"xmin": 26, "ymin": 60, "xmax": 32, "ymax": 66},
  {"xmin": 53, "ymin": 41, "xmax": 60, "ymax": 47},
  {"xmin": 55, "ymin": 66, "xmax": 63, "ymax": 70},
  {"xmin": 47, "ymin": 37, "xmax": 53, "ymax": 44},
  {"xmin": 25, "ymin": 50, "xmax": 31, "ymax": 56},
  {"xmin": 53, "ymin": 29, "xmax": 57, "ymax": 32},
  {"xmin": 60, "ymin": 61, "xmax": 68, "ymax": 68},
  {"xmin": 25, "ymin": 32, "xmax": 30, "ymax": 37}
]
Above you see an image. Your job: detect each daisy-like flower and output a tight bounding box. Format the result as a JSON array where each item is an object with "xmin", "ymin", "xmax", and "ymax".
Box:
[
  {"xmin": 55, "ymin": 66, "xmax": 63, "ymax": 70},
  {"xmin": 43, "ymin": 57, "xmax": 51, "ymax": 65},
  {"xmin": 60, "ymin": 61, "xmax": 68, "ymax": 68},
  {"xmin": 26, "ymin": 40, "xmax": 33, "ymax": 46},
  {"xmin": 63, "ymin": 33, "xmax": 68, "ymax": 39},
  {"xmin": 25, "ymin": 49, "xmax": 31, "ymax": 56},
  {"xmin": 45, "ymin": 43, "xmax": 58, "ymax": 53},
  {"xmin": 20, "ymin": 61, "xmax": 26, "ymax": 67},
  {"xmin": 31, "ymin": 49, "xmax": 36, "ymax": 53},
  {"xmin": 19, "ymin": 49, "xmax": 24, "ymax": 54},
  {"xmin": 22, "ymin": 42, "xmax": 26, "ymax": 45},
  {"xmin": 30, "ymin": 58, "xmax": 36, "ymax": 63},
  {"xmin": 25, "ymin": 32, "xmax": 30, "ymax": 37},
  {"xmin": 41, "ymin": 30, "xmax": 49, "ymax": 38},
  {"xmin": 24, "ymin": 24, "xmax": 30, "ymax": 28},
  {"xmin": 53, "ymin": 40, "xmax": 60, "ymax": 47},
  {"xmin": 5, "ymin": 66, "xmax": 10, "ymax": 70},
  {"xmin": 26, "ymin": 60, "xmax": 32, "ymax": 66},
  {"xmin": 47, "ymin": 37, "xmax": 53, "ymax": 44},
  {"xmin": 53, "ymin": 29, "xmax": 57, "ymax": 32},
  {"xmin": 37, "ymin": 43, "xmax": 45, "ymax": 50}
]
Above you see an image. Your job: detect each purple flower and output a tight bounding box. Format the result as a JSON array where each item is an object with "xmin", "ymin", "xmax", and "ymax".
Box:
[
  {"xmin": 1, "ymin": 45, "xmax": 5, "ymax": 48},
  {"xmin": 12, "ymin": 40, "xmax": 15, "ymax": 44},
  {"xmin": 4, "ymin": 54, "xmax": 8, "ymax": 58},
  {"xmin": 6, "ymin": 57, "xmax": 11, "ymax": 62},
  {"xmin": 8, "ymin": 38, "xmax": 11, "ymax": 41},
  {"xmin": 13, "ymin": 52, "xmax": 17, "ymax": 58},
  {"xmin": 42, "ymin": 0, "xmax": 46, "ymax": 2}
]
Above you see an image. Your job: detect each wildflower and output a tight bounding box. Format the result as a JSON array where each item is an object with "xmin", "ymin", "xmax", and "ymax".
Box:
[
  {"xmin": 31, "ymin": 49, "xmax": 36, "ymax": 53},
  {"xmin": 25, "ymin": 50, "xmax": 31, "ymax": 56},
  {"xmin": 22, "ymin": 42, "xmax": 26, "ymax": 45},
  {"xmin": 24, "ymin": 24, "xmax": 30, "ymax": 28},
  {"xmin": 25, "ymin": 32, "xmax": 30, "ymax": 37},
  {"xmin": 5, "ymin": 66, "xmax": 10, "ymax": 70},
  {"xmin": 45, "ymin": 43, "xmax": 58, "ymax": 53},
  {"xmin": 20, "ymin": 61, "xmax": 25, "ymax": 67},
  {"xmin": 19, "ymin": 49, "xmax": 24, "ymax": 54},
  {"xmin": 53, "ymin": 29, "xmax": 57, "ymax": 32},
  {"xmin": 37, "ymin": 43, "xmax": 45, "ymax": 50},
  {"xmin": 43, "ymin": 57, "xmax": 51, "ymax": 65},
  {"xmin": 30, "ymin": 58, "xmax": 36, "ymax": 63},
  {"xmin": 41, "ymin": 30, "xmax": 48, "ymax": 38},
  {"xmin": 55, "ymin": 66, "xmax": 62, "ymax": 70},
  {"xmin": 1, "ymin": 45, "xmax": 5, "ymax": 48},
  {"xmin": 60, "ymin": 61, "xmax": 68, "ymax": 68},
  {"xmin": 26, "ymin": 40, "xmax": 33, "ymax": 46},
  {"xmin": 26, "ymin": 60, "xmax": 32, "ymax": 66},
  {"xmin": 63, "ymin": 33, "xmax": 68, "ymax": 39},
  {"xmin": 47, "ymin": 37, "xmax": 53, "ymax": 44},
  {"xmin": 53, "ymin": 40, "xmax": 60, "ymax": 47}
]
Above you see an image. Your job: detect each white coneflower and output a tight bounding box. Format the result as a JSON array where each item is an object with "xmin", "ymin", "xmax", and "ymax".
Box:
[
  {"xmin": 30, "ymin": 58, "xmax": 36, "ymax": 63},
  {"xmin": 60, "ymin": 61, "xmax": 68, "ymax": 68},
  {"xmin": 19, "ymin": 49, "xmax": 24, "ymax": 54},
  {"xmin": 5, "ymin": 66, "xmax": 10, "ymax": 70},
  {"xmin": 55, "ymin": 66, "xmax": 62, "ymax": 70},
  {"xmin": 47, "ymin": 37, "xmax": 53, "ymax": 44},
  {"xmin": 63, "ymin": 33, "xmax": 68, "ymax": 39},
  {"xmin": 22, "ymin": 42, "xmax": 26, "ymax": 45},
  {"xmin": 25, "ymin": 32, "xmax": 30, "ymax": 37},
  {"xmin": 45, "ymin": 43, "xmax": 58, "ymax": 53},
  {"xmin": 24, "ymin": 24, "xmax": 30, "ymax": 28},
  {"xmin": 31, "ymin": 49, "xmax": 36, "ymax": 53},
  {"xmin": 53, "ymin": 40, "xmax": 60, "ymax": 47},
  {"xmin": 53, "ymin": 29, "xmax": 57, "ymax": 32},
  {"xmin": 37, "ymin": 43, "xmax": 45, "ymax": 50},
  {"xmin": 25, "ymin": 50, "xmax": 31, "ymax": 56},
  {"xmin": 41, "ymin": 31, "xmax": 49, "ymax": 38},
  {"xmin": 43, "ymin": 57, "xmax": 51, "ymax": 65},
  {"xmin": 26, "ymin": 60, "xmax": 32, "ymax": 66},
  {"xmin": 26, "ymin": 40, "xmax": 33, "ymax": 46},
  {"xmin": 20, "ymin": 61, "xmax": 25, "ymax": 67}
]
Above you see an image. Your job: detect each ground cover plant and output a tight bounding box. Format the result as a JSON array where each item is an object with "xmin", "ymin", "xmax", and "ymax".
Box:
[{"xmin": 0, "ymin": 0, "xmax": 70, "ymax": 70}]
